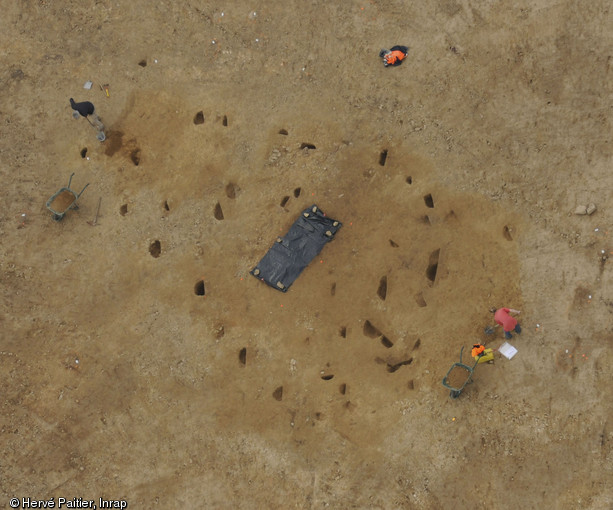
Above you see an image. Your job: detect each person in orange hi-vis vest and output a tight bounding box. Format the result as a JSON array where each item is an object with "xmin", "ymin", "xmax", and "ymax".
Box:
[
  {"xmin": 379, "ymin": 45, "xmax": 409, "ymax": 67},
  {"xmin": 472, "ymin": 343, "xmax": 494, "ymax": 364}
]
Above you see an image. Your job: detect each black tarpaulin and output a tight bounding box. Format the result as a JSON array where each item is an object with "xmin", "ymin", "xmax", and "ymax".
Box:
[{"xmin": 250, "ymin": 205, "xmax": 342, "ymax": 292}]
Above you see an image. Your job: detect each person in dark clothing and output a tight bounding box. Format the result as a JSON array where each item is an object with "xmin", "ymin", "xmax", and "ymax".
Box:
[
  {"xmin": 379, "ymin": 45, "xmax": 409, "ymax": 67},
  {"xmin": 70, "ymin": 98, "xmax": 95, "ymax": 117},
  {"xmin": 70, "ymin": 98, "xmax": 105, "ymax": 140}
]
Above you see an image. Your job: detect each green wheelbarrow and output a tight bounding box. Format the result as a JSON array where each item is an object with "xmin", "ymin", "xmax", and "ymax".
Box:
[
  {"xmin": 442, "ymin": 346, "xmax": 479, "ymax": 399},
  {"xmin": 46, "ymin": 173, "xmax": 89, "ymax": 221}
]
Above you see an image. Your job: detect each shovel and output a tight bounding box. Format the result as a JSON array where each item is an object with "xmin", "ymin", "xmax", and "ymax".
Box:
[
  {"xmin": 484, "ymin": 323, "xmax": 499, "ymax": 335},
  {"xmin": 87, "ymin": 197, "xmax": 101, "ymax": 226}
]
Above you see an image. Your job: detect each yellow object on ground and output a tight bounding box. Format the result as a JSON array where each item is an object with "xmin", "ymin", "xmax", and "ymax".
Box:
[{"xmin": 474, "ymin": 348, "xmax": 494, "ymax": 364}]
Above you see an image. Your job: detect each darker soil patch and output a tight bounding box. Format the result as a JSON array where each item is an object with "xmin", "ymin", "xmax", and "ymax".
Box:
[{"xmin": 104, "ymin": 130, "xmax": 124, "ymax": 157}]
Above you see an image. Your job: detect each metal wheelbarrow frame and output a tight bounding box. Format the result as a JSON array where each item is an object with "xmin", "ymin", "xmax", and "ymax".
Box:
[
  {"xmin": 442, "ymin": 346, "xmax": 479, "ymax": 399},
  {"xmin": 46, "ymin": 173, "xmax": 89, "ymax": 221}
]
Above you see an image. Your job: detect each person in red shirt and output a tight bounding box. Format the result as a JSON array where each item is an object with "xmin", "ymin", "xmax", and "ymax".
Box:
[
  {"xmin": 492, "ymin": 307, "xmax": 521, "ymax": 339},
  {"xmin": 379, "ymin": 45, "xmax": 409, "ymax": 67}
]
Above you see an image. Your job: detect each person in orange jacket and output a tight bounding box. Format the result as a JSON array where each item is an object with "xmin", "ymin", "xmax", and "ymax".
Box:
[
  {"xmin": 472, "ymin": 343, "xmax": 494, "ymax": 364},
  {"xmin": 379, "ymin": 45, "xmax": 409, "ymax": 67}
]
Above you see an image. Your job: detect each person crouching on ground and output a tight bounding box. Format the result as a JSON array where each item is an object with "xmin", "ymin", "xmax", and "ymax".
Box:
[
  {"xmin": 70, "ymin": 98, "xmax": 105, "ymax": 139},
  {"xmin": 472, "ymin": 343, "xmax": 494, "ymax": 364},
  {"xmin": 492, "ymin": 307, "xmax": 521, "ymax": 339},
  {"xmin": 379, "ymin": 45, "xmax": 409, "ymax": 67}
]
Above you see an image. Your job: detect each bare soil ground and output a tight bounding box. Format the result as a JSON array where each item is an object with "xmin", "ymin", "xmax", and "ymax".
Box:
[{"xmin": 1, "ymin": 1, "xmax": 612, "ymax": 509}]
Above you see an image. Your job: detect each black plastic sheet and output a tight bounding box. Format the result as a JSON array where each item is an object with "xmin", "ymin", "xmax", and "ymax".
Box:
[{"xmin": 250, "ymin": 205, "xmax": 342, "ymax": 292}]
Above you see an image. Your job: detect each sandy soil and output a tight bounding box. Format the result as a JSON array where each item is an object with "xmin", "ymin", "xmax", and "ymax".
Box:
[{"xmin": 1, "ymin": 1, "xmax": 612, "ymax": 509}]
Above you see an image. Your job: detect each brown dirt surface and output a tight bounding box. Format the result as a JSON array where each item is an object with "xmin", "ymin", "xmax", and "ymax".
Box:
[
  {"xmin": 49, "ymin": 190, "xmax": 76, "ymax": 214},
  {"xmin": 445, "ymin": 365, "xmax": 472, "ymax": 390},
  {"xmin": 1, "ymin": 1, "xmax": 612, "ymax": 509}
]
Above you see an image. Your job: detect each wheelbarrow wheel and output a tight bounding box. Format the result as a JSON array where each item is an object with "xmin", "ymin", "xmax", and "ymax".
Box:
[
  {"xmin": 52, "ymin": 213, "xmax": 63, "ymax": 222},
  {"xmin": 450, "ymin": 390, "xmax": 461, "ymax": 399}
]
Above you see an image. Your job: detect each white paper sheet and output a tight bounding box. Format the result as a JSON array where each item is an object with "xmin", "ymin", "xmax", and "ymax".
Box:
[{"xmin": 499, "ymin": 342, "xmax": 518, "ymax": 360}]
